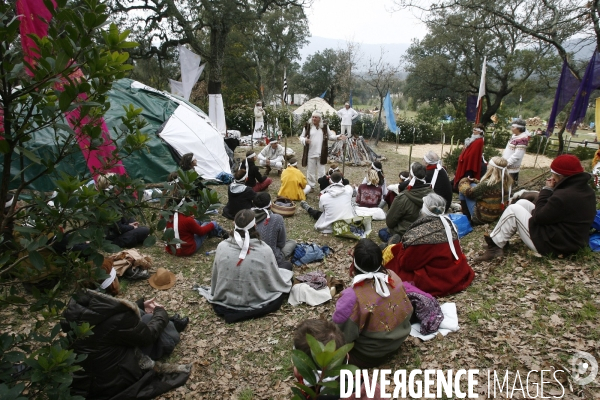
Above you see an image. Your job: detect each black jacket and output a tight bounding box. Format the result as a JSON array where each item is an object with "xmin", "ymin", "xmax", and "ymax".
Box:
[
  {"xmin": 530, "ymin": 173, "xmax": 596, "ymax": 256},
  {"xmin": 222, "ymin": 186, "xmax": 257, "ymax": 220},
  {"xmin": 425, "ymin": 167, "xmax": 453, "ymax": 212},
  {"xmin": 62, "ymin": 291, "xmax": 189, "ymax": 400},
  {"xmin": 245, "ymin": 159, "xmax": 268, "ymax": 188},
  {"xmin": 318, "ymin": 175, "xmax": 350, "ymax": 191}
]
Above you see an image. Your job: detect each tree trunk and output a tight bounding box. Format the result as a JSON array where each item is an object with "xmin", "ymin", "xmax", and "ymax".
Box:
[
  {"xmin": 207, "ymin": 26, "xmax": 230, "ymax": 95},
  {"xmin": 374, "ymin": 95, "xmax": 384, "ymax": 145},
  {"xmin": 557, "ymin": 123, "xmax": 567, "ymax": 155}
]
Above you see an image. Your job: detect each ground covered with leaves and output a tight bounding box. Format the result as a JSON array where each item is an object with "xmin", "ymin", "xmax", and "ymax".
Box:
[{"xmin": 7, "ymin": 140, "xmax": 599, "ymax": 399}]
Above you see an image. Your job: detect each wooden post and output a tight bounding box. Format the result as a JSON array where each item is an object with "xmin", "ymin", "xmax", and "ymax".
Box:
[
  {"xmin": 395, "ymin": 127, "xmax": 400, "ymax": 151},
  {"xmin": 408, "ymin": 144, "xmax": 413, "ymax": 169},
  {"xmin": 533, "ymin": 135, "xmax": 545, "ymax": 168}
]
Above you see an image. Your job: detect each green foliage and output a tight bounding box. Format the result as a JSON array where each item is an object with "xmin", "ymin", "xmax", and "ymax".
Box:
[
  {"xmin": 290, "ymin": 334, "xmax": 359, "ymax": 399},
  {"xmin": 570, "ymin": 145, "xmax": 597, "ymax": 161}
]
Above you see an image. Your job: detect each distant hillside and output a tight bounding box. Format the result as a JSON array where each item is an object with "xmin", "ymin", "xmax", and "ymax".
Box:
[{"xmin": 299, "ymin": 36, "xmax": 410, "ymax": 71}]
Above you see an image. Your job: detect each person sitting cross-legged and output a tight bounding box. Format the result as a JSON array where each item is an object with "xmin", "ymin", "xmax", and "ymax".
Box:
[
  {"xmin": 476, "ymin": 154, "xmax": 596, "ymax": 261},
  {"xmin": 300, "ymin": 172, "xmax": 354, "ymax": 233},
  {"xmin": 243, "ymin": 150, "xmax": 272, "ymax": 192},
  {"xmin": 196, "ymin": 209, "xmax": 293, "ymax": 323},
  {"xmin": 252, "ymin": 192, "xmax": 297, "ymax": 268},
  {"xmin": 222, "ymin": 169, "xmax": 257, "ymax": 220},
  {"xmin": 257, "ymin": 140, "xmax": 285, "ymax": 176},
  {"xmin": 165, "ymin": 204, "xmax": 226, "ymax": 257},
  {"xmin": 317, "ymin": 164, "xmax": 349, "ymax": 191},
  {"xmin": 385, "ymin": 193, "xmax": 475, "ymax": 297},
  {"xmin": 278, "ymin": 157, "xmax": 309, "ymax": 201}
]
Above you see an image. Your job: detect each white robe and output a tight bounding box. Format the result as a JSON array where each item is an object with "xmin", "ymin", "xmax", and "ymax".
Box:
[{"xmin": 315, "ymin": 184, "xmax": 355, "ymax": 233}]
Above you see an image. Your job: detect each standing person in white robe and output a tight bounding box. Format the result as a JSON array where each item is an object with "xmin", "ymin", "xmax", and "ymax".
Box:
[
  {"xmin": 253, "ymin": 101, "xmax": 266, "ymax": 139},
  {"xmin": 337, "ymin": 102, "xmax": 359, "ymax": 137}
]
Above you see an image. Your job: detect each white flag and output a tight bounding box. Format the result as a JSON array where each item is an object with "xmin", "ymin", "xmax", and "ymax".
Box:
[
  {"xmin": 476, "ymin": 56, "xmax": 486, "ymax": 108},
  {"xmin": 177, "ymin": 45, "xmax": 204, "ymax": 101}
]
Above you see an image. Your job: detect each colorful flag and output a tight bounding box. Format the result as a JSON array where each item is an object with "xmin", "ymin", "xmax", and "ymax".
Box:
[
  {"xmin": 283, "ymin": 68, "xmax": 288, "ymax": 105},
  {"xmin": 319, "ymin": 90, "xmax": 327, "ymax": 99},
  {"xmin": 475, "ymin": 57, "xmax": 486, "ymax": 124},
  {"xmin": 466, "ymin": 94, "xmax": 478, "ymax": 122},
  {"xmin": 384, "ymin": 91, "xmax": 398, "ymax": 134},
  {"xmin": 566, "ymin": 51, "xmax": 600, "ymax": 134},
  {"xmin": 349, "ymin": 90, "xmax": 353, "ymax": 107},
  {"xmin": 547, "ymin": 60, "xmax": 580, "ymax": 136}
]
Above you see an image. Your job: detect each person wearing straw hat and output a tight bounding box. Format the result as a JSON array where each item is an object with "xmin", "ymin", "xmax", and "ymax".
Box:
[
  {"xmin": 278, "ymin": 157, "xmax": 309, "ymax": 201},
  {"xmin": 300, "ymin": 110, "xmax": 346, "ymax": 191},
  {"xmin": 257, "ymin": 140, "xmax": 285, "ymax": 176},
  {"xmin": 423, "ymin": 151, "xmax": 453, "ymax": 212},
  {"xmin": 252, "ymin": 192, "xmax": 296, "ymax": 268},
  {"xmin": 458, "ymin": 156, "xmax": 513, "ymax": 224},
  {"xmin": 243, "ymin": 150, "xmax": 272, "ymax": 192},
  {"xmin": 337, "ymin": 101, "xmax": 359, "ymax": 137},
  {"xmin": 222, "ymin": 169, "xmax": 257, "ymax": 220},
  {"xmin": 476, "ymin": 154, "xmax": 596, "ymax": 261},
  {"xmin": 383, "ymin": 162, "xmax": 432, "ymax": 240},
  {"xmin": 61, "ymin": 287, "xmax": 191, "ymax": 399},
  {"xmin": 195, "ymin": 209, "xmax": 293, "ymax": 323},
  {"xmin": 502, "ymin": 118, "xmax": 530, "ymax": 186},
  {"xmin": 384, "ymin": 193, "xmax": 474, "ymax": 297},
  {"xmin": 332, "ymin": 239, "xmax": 413, "ymax": 368}
]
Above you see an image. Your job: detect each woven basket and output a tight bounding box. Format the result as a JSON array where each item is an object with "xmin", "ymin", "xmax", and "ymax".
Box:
[{"xmin": 271, "ymin": 196, "xmax": 296, "ymax": 217}]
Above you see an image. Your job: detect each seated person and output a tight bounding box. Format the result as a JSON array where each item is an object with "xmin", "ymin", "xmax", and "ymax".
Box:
[
  {"xmin": 243, "ymin": 150, "xmax": 272, "ymax": 192},
  {"xmin": 61, "ymin": 289, "xmax": 191, "ymax": 399},
  {"xmin": 278, "ymin": 158, "xmax": 309, "ymax": 201},
  {"xmin": 383, "ymin": 162, "xmax": 432, "ymax": 239},
  {"xmin": 252, "ymin": 192, "xmax": 297, "ymax": 268},
  {"xmin": 359, "ymin": 162, "xmax": 387, "ymax": 207},
  {"xmin": 165, "ymin": 206, "xmax": 224, "ymax": 256},
  {"xmin": 318, "ymin": 164, "xmax": 349, "ymax": 191},
  {"xmin": 384, "ymin": 170, "xmax": 409, "ymax": 208},
  {"xmin": 180, "ymin": 152, "xmax": 197, "ymax": 172},
  {"xmin": 333, "ymin": 239, "xmax": 413, "ymax": 368},
  {"xmin": 106, "ymin": 216, "xmax": 150, "ymax": 249},
  {"xmin": 385, "ymin": 193, "xmax": 475, "ymax": 297},
  {"xmin": 222, "ymin": 169, "xmax": 257, "ymax": 220},
  {"xmin": 197, "ymin": 209, "xmax": 293, "ymax": 323},
  {"xmin": 356, "ymin": 169, "xmax": 383, "ymax": 208},
  {"xmin": 257, "ymin": 140, "xmax": 285, "ymax": 175},
  {"xmin": 477, "ymin": 154, "xmax": 597, "ymax": 261},
  {"xmin": 300, "ymin": 172, "xmax": 354, "ymax": 233},
  {"xmin": 458, "ymin": 156, "xmax": 513, "ymax": 224},
  {"xmin": 423, "ymin": 151, "xmax": 453, "ymax": 212}
]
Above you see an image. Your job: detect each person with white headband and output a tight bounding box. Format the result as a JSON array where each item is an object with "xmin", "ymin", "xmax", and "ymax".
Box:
[
  {"xmin": 458, "ymin": 156, "xmax": 513, "ymax": 225},
  {"xmin": 332, "ymin": 239, "xmax": 413, "ymax": 368},
  {"xmin": 384, "ymin": 193, "xmax": 475, "ymax": 297},
  {"xmin": 243, "ymin": 150, "xmax": 272, "ymax": 192},
  {"xmin": 196, "ymin": 209, "xmax": 293, "ymax": 323},
  {"xmin": 453, "ymin": 123, "xmax": 485, "ymax": 191},
  {"xmin": 300, "ymin": 172, "xmax": 354, "ymax": 233},
  {"xmin": 257, "ymin": 140, "xmax": 285, "ymax": 176},
  {"xmin": 502, "ymin": 118, "xmax": 530, "ymax": 186},
  {"xmin": 384, "ymin": 170, "xmax": 410, "ymax": 208},
  {"xmin": 252, "ymin": 192, "xmax": 296, "ymax": 268},
  {"xmin": 476, "ymin": 154, "xmax": 596, "ymax": 262},
  {"xmin": 300, "ymin": 110, "xmax": 346, "ymax": 191},
  {"xmin": 337, "ymin": 101, "xmax": 359, "ymax": 137},
  {"xmin": 422, "ymin": 151, "xmax": 453, "ymax": 212},
  {"xmin": 222, "ymin": 168, "xmax": 257, "ymax": 220},
  {"xmin": 317, "ymin": 163, "xmax": 349, "ymax": 191},
  {"xmin": 382, "ymin": 162, "xmax": 432, "ymax": 241},
  {"xmin": 278, "ymin": 157, "xmax": 309, "ymax": 200}
]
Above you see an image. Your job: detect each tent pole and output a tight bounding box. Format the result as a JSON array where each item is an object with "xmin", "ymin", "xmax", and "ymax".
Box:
[{"xmin": 251, "ymin": 116, "xmax": 254, "ymax": 152}]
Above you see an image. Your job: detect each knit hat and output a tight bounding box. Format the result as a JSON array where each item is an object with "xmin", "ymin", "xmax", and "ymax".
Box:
[
  {"xmin": 148, "ymin": 267, "xmax": 176, "ymax": 290},
  {"xmin": 550, "ymin": 154, "xmax": 584, "ymax": 176}
]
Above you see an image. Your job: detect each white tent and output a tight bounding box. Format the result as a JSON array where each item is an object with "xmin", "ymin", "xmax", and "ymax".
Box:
[{"xmin": 292, "ymin": 97, "xmax": 337, "ymax": 119}]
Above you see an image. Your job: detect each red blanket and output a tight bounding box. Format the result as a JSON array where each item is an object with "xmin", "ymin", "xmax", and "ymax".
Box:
[{"xmin": 454, "ymin": 138, "xmax": 484, "ymax": 187}]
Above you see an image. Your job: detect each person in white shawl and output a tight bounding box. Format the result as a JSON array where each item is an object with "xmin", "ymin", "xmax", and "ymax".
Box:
[
  {"xmin": 253, "ymin": 101, "xmax": 266, "ymax": 139},
  {"xmin": 502, "ymin": 118, "xmax": 531, "ymax": 185},
  {"xmin": 195, "ymin": 210, "xmax": 293, "ymax": 323}
]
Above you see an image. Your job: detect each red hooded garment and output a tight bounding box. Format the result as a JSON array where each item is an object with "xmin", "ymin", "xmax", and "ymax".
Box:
[
  {"xmin": 385, "ymin": 241, "xmax": 475, "ymax": 298},
  {"xmin": 453, "ymin": 137, "xmax": 484, "ymax": 188}
]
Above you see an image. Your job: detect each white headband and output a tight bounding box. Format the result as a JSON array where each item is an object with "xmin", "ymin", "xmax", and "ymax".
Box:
[
  {"xmin": 251, "ymin": 202, "xmax": 272, "ymax": 225},
  {"xmin": 236, "ymin": 159, "xmax": 249, "ymax": 182},
  {"xmin": 270, "ymin": 140, "xmax": 278, "ymax": 144},
  {"xmin": 4, "ymin": 196, "xmax": 14, "ymax": 208},
  {"xmin": 488, "ymin": 159, "xmax": 512, "ymax": 204},
  {"xmin": 246, "ymin": 152, "xmax": 256, "ymax": 159},
  {"xmin": 473, "ymin": 128, "xmax": 484, "ymax": 133},
  {"xmin": 407, "ymin": 162, "xmax": 426, "ymax": 189},
  {"xmin": 352, "ymin": 258, "xmax": 390, "ymax": 298},
  {"xmin": 371, "ymin": 163, "xmax": 382, "ymax": 172},
  {"xmin": 234, "ymin": 218, "xmax": 256, "ymax": 264},
  {"xmin": 100, "ymin": 267, "xmax": 117, "ymax": 290},
  {"xmin": 421, "ymin": 206, "xmax": 459, "ymax": 260},
  {"xmin": 511, "ymin": 124, "xmax": 525, "ymax": 129},
  {"xmin": 328, "ymin": 167, "xmax": 340, "ymax": 174},
  {"xmin": 289, "ymin": 161, "xmax": 297, "ymax": 167}
]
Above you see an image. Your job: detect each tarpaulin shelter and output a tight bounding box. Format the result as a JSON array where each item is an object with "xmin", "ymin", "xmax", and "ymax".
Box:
[
  {"xmin": 292, "ymin": 97, "xmax": 337, "ymax": 119},
  {"xmin": 3, "ymin": 79, "xmax": 231, "ymax": 192}
]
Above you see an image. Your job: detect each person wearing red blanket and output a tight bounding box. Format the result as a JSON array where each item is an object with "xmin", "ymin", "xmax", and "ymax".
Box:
[
  {"xmin": 384, "ymin": 193, "xmax": 474, "ymax": 297},
  {"xmin": 165, "ymin": 206, "xmax": 226, "ymax": 256},
  {"xmin": 454, "ymin": 123, "xmax": 485, "ymax": 190}
]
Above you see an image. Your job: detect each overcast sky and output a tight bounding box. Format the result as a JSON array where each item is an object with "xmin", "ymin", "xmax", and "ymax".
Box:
[{"xmin": 306, "ymin": 0, "xmax": 428, "ymax": 44}]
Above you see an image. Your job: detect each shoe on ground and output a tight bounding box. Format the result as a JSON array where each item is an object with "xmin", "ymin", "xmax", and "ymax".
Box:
[
  {"xmin": 277, "ymin": 170, "xmax": 282, "ymax": 177},
  {"xmin": 171, "ymin": 316, "xmax": 189, "ymax": 333},
  {"xmin": 265, "ymin": 166, "xmax": 272, "ymax": 175},
  {"xmin": 475, "ymin": 236, "xmax": 504, "ymax": 262},
  {"xmin": 300, "ymin": 200, "xmax": 310, "ymax": 211}
]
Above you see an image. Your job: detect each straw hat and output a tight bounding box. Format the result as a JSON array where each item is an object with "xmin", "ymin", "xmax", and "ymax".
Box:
[{"xmin": 148, "ymin": 267, "xmax": 176, "ymax": 290}]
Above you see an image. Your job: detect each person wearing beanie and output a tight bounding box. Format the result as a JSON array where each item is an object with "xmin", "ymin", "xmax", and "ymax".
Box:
[
  {"xmin": 337, "ymin": 101, "xmax": 359, "ymax": 137},
  {"xmin": 299, "ymin": 110, "xmax": 346, "ymax": 191},
  {"xmin": 278, "ymin": 157, "xmax": 309, "ymax": 201},
  {"xmin": 257, "ymin": 140, "xmax": 285, "ymax": 175},
  {"xmin": 476, "ymin": 154, "xmax": 596, "ymax": 261},
  {"xmin": 385, "ymin": 193, "xmax": 475, "ymax": 297},
  {"xmin": 252, "ymin": 192, "xmax": 296, "ymax": 268},
  {"xmin": 502, "ymin": 118, "xmax": 530, "ymax": 185},
  {"xmin": 222, "ymin": 169, "xmax": 257, "ymax": 220},
  {"xmin": 243, "ymin": 151, "xmax": 272, "ymax": 192},
  {"xmin": 382, "ymin": 162, "xmax": 433, "ymax": 240}
]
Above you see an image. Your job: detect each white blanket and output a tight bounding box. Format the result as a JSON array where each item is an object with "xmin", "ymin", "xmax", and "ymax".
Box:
[
  {"xmin": 410, "ymin": 303, "xmax": 459, "ymax": 341},
  {"xmin": 354, "ymin": 206, "xmax": 386, "ymax": 220},
  {"xmin": 288, "ymin": 283, "xmax": 332, "ymax": 306}
]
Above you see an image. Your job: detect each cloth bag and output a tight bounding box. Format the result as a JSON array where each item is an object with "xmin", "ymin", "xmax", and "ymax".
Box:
[
  {"xmin": 447, "ymin": 213, "xmax": 472, "ymax": 238},
  {"xmin": 332, "ymin": 216, "xmax": 372, "ymax": 240}
]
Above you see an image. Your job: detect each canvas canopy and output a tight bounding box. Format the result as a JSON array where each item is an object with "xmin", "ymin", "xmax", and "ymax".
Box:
[
  {"xmin": 292, "ymin": 97, "xmax": 337, "ymax": 118},
  {"xmin": 3, "ymin": 78, "xmax": 231, "ymax": 192}
]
